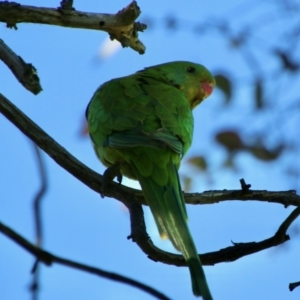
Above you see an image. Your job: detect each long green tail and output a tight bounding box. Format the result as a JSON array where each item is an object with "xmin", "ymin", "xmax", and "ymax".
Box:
[{"xmin": 131, "ymin": 160, "xmax": 213, "ymax": 299}]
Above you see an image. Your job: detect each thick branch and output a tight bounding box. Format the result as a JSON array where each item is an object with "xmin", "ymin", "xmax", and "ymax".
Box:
[
  {"xmin": 1, "ymin": 93, "xmax": 300, "ymax": 267},
  {"xmin": 0, "ymin": 39, "xmax": 42, "ymax": 94},
  {"xmin": 0, "ymin": 221, "xmax": 170, "ymax": 300},
  {"xmin": 0, "ymin": 1, "xmax": 147, "ymax": 54},
  {"xmin": 1, "ymin": 93, "xmax": 300, "ymax": 209}
]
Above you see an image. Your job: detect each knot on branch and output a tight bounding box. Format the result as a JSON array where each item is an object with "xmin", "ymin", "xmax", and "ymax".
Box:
[
  {"xmin": 59, "ymin": 0, "xmax": 74, "ymax": 11},
  {"xmin": 0, "ymin": 1, "xmax": 20, "ymax": 29},
  {"xmin": 240, "ymin": 178, "xmax": 251, "ymax": 192},
  {"xmin": 108, "ymin": 1, "xmax": 147, "ymax": 54},
  {"xmin": 273, "ymin": 232, "xmax": 290, "ymax": 244},
  {"xmin": 0, "ymin": 39, "xmax": 42, "ymax": 94},
  {"xmin": 135, "ymin": 21, "xmax": 147, "ymax": 33},
  {"xmin": 116, "ymin": 1, "xmax": 141, "ymax": 25},
  {"xmin": 0, "ymin": 1, "xmax": 147, "ymax": 54},
  {"xmin": 21, "ymin": 61, "xmax": 42, "ymax": 94}
]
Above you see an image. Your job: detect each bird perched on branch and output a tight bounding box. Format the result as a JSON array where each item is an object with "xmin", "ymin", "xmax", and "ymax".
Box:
[{"xmin": 86, "ymin": 61, "xmax": 215, "ymax": 299}]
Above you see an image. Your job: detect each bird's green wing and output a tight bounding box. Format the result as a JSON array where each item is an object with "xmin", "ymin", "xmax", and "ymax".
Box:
[{"xmin": 87, "ymin": 72, "xmax": 194, "ymax": 153}]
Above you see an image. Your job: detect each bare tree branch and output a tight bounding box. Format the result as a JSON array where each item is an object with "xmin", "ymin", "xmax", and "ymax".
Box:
[
  {"xmin": 0, "ymin": 39, "xmax": 42, "ymax": 94},
  {"xmin": 59, "ymin": 0, "xmax": 74, "ymax": 11},
  {"xmin": 289, "ymin": 280, "xmax": 300, "ymax": 292},
  {"xmin": 1, "ymin": 93, "xmax": 300, "ymax": 267},
  {"xmin": 1, "ymin": 93, "xmax": 300, "ymax": 208},
  {"xmin": 30, "ymin": 143, "xmax": 48, "ymax": 299},
  {"xmin": 130, "ymin": 206, "xmax": 299, "ymax": 267},
  {"xmin": 0, "ymin": 1, "xmax": 147, "ymax": 54},
  {"xmin": 31, "ymin": 143, "xmax": 47, "ymax": 247},
  {"xmin": 186, "ymin": 189, "xmax": 300, "ymax": 207},
  {"xmin": 0, "ymin": 221, "xmax": 170, "ymax": 300}
]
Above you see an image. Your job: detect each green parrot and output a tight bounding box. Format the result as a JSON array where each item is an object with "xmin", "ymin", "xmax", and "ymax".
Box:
[{"xmin": 86, "ymin": 61, "xmax": 215, "ymax": 299}]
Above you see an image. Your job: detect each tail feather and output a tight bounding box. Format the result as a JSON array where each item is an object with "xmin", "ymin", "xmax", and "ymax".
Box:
[{"xmin": 131, "ymin": 160, "xmax": 212, "ymax": 299}]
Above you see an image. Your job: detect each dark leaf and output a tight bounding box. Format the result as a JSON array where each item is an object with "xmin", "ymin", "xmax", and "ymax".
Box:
[
  {"xmin": 215, "ymin": 130, "xmax": 244, "ymax": 152},
  {"xmin": 214, "ymin": 74, "xmax": 232, "ymax": 104},
  {"xmin": 274, "ymin": 49, "xmax": 300, "ymax": 72},
  {"xmin": 247, "ymin": 144, "xmax": 284, "ymax": 161},
  {"xmin": 254, "ymin": 79, "xmax": 264, "ymax": 109},
  {"xmin": 187, "ymin": 156, "xmax": 207, "ymax": 171},
  {"xmin": 182, "ymin": 175, "xmax": 192, "ymax": 192}
]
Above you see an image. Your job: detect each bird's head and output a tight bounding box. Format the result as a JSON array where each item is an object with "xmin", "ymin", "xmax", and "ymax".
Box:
[{"xmin": 145, "ymin": 61, "xmax": 215, "ymax": 109}]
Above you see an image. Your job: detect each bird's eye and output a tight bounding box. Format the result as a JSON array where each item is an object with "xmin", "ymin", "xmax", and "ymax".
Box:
[{"xmin": 187, "ymin": 67, "xmax": 196, "ymax": 73}]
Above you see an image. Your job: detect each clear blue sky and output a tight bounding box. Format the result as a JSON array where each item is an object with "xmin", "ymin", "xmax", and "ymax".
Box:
[{"xmin": 1, "ymin": 1, "xmax": 299, "ymax": 299}]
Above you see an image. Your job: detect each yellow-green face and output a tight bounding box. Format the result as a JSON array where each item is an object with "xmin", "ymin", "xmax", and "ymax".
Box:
[
  {"xmin": 165, "ymin": 61, "xmax": 215, "ymax": 109},
  {"xmin": 141, "ymin": 61, "xmax": 215, "ymax": 109}
]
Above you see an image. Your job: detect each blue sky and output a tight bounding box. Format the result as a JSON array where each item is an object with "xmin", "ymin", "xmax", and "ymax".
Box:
[{"xmin": 1, "ymin": 0, "xmax": 300, "ymax": 299}]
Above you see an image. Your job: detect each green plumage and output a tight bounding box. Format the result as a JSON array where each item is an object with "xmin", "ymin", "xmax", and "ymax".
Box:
[{"xmin": 86, "ymin": 61, "xmax": 215, "ymax": 299}]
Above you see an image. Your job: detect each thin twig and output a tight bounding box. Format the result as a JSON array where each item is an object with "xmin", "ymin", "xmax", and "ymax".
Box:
[
  {"xmin": 30, "ymin": 143, "xmax": 48, "ymax": 300},
  {"xmin": 0, "ymin": 1, "xmax": 147, "ymax": 54},
  {"xmin": 31, "ymin": 268, "xmax": 39, "ymax": 300},
  {"xmin": 0, "ymin": 221, "xmax": 170, "ymax": 300},
  {"xmin": 129, "ymin": 204, "xmax": 297, "ymax": 267},
  {"xmin": 185, "ymin": 189, "xmax": 300, "ymax": 207},
  {"xmin": 1, "ymin": 93, "xmax": 300, "ymax": 266},
  {"xmin": 275, "ymin": 206, "xmax": 300, "ymax": 237},
  {"xmin": 32, "ymin": 143, "xmax": 47, "ymax": 247},
  {"xmin": 0, "ymin": 39, "xmax": 42, "ymax": 94}
]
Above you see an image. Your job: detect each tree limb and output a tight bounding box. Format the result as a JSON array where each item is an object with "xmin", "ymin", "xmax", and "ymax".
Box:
[
  {"xmin": 289, "ymin": 280, "xmax": 300, "ymax": 292},
  {"xmin": 1, "ymin": 93, "xmax": 300, "ymax": 209},
  {"xmin": 1, "ymin": 93, "xmax": 300, "ymax": 267},
  {"xmin": 186, "ymin": 189, "xmax": 300, "ymax": 207},
  {"xmin": 0, "ymin": 221, "xmax": 170, "ymax": 300},
  {"xmin": 0, "ymin": 1, "xmax": 147, "ymax": 54},
  {"xmin": 130, "ymin": 206, "xmax": 299, "ymax": 266},
  {"xmin": 0, "ymin": 39, "xmax": 42, "ymax": 94}
]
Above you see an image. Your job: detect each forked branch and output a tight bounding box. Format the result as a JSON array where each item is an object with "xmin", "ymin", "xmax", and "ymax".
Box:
[
  {"xmin": 0, "ymin": 1, "xmax": 147, "ymax": 54},
  {"xmin": 1, "ymin": 93, "xmax": 300, "ymax": 268}
]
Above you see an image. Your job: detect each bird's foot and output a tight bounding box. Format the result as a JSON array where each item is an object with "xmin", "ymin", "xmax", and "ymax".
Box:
[{"xmin": 101, "ymin": 163, "xmax": 123, "ymax": 198}]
